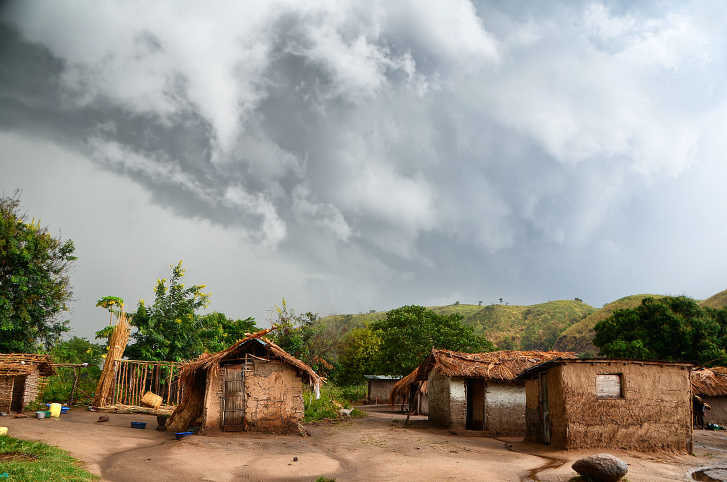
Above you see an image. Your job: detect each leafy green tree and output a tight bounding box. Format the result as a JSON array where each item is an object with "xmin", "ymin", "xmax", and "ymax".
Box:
[
  {"xmin": 371, "ymin": 305, "xmax": 495, "ymax": 375},
  {"xmin": 334, "ymin": 327, "xmax": 383, "ymax": 385},
  {"xmin": 0, "ymin": 193, "xmax": 76, "ymax": 352},
  {"xmin": 593, "ymin": 296, "xmax": 727, "ymax": 365},
  {"xmin": 126, "ymin": 261, "xmax": 256, "ymax": 361}
]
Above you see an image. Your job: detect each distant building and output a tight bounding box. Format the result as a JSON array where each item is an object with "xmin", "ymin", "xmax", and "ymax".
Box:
[
  {"xmin": 167, "ymin": 331, "xmax": 321, "ymax": 434},
  {"xmin": 518, "ymin": 359, "xmax": 693, "ymax": 452},
  {"xmin": 0, "ymin": 354, "xmax": 56, "ymax": 413},
  {"xmin": 692, "ymin": 366, "xmax": 727, "ymax": 426},
  {"xmin": 416, "ymin": 349, "xmax": 576, "ymax": 435},
  {"xmin": 364, "ymin": 375, "xmax": 401, "ymax": 404}
]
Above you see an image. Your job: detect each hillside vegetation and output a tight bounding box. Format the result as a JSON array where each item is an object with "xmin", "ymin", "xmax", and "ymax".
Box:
[
  {"xmin": 311, "ymin": 300, "xmax": 595, "ymax": 361},
  {"xmin": 552, "ymin": 294, "xmax": 664, "ymax": 355},
  {"xmin": 701, "ymin": 289, "xmax": 727, "ymax": 309}
]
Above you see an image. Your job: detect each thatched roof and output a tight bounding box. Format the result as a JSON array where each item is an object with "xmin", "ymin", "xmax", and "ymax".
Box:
[
  {"xmin": 692, "ymin": 367, "xmax": 727, "ymax": 397},
  {"xmin": 0, "ymin": 353, "xmax": 55, "ymax": 377},
  {"xmin": 391, "ymin": 366, "xmax": 427, "ymax": 403},
  {"xmin": 180, "ymin": 328, "xmax": 321, "ymax": 385},
  {"xmin": 417, "ymin": 349, "xmax": 577, "ymax": 382}
]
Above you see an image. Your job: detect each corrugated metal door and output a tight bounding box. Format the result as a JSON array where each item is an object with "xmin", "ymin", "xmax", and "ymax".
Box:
[{"xmin": 222, "ymin": 364, "xmax": 244, "ymax": 432}]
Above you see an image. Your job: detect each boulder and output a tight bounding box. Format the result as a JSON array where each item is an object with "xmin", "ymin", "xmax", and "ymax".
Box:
[{"xmin": 572, "ymin": 454, "xmax": 628, "ymax": 482}]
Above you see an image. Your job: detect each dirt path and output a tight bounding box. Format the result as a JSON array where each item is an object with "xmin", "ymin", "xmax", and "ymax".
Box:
[{"xmin": 2, "ymin": 408, "xmax": 724, "ymax": 481}]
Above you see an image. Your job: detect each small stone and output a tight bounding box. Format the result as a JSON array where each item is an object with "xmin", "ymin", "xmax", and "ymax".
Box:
[
  {"xmin": 293, "ymin": 456, "xmax": 298, "ymax": 462},
  {"xmin": 572, "ymin": 454, "xmax": 628, "ymax": 482},
  {"xmin": 13, "ymin": 413, "xmax": 27, "ymax": 419},
  {"xmin": 97, "ymin": 416, "xmax": 110, "ymax": 423}
]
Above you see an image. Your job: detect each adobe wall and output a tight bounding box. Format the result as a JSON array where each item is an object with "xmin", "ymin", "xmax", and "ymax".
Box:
[
  {"xmin": 449, "ymin": 377, "xmax": 467, "ymax": 430},
  {"xmin": 427, "ymin": 370, "xmax": 451, "ymax": 427},
  {"xmin": 0, "ymin": 376, "xmax": 13, "ymax": 412},
  {"xmin": 485, "ymin": 383, "xmax": 526, "ymax": 435},
  {"xmin": 367, "ymin": 380, "xmax": 398, "ymax": 403},
  {"xmin": 23, "ymin": 370, "xmax": 41, "ymax": 406},
  {"xmin": 560, "ymin": 362, "xmax": 692, "ymax": 452},
  {"xmin": 244, "ymin": 359, "xmax": 304, "ymax": 433},
  {"xmin": 703, "ymin": 397, "xmax": 727, "ymax": 426},
  {"xmin": 202, "ymin": 368, "xmax": 223, "ymax": 432}
]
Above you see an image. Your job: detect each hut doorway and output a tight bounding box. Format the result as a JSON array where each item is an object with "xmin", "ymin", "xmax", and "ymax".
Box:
[
  {"xmin": 222, "ymin": 364, "xmax": 245, "ymax": 432},
  {"xmin": 465, "ymin": 379, "xmax": 485, "ymax": 430},
  {"xmin": 11, "ymin": 376, "xmax": 25, "ymax": 412}
]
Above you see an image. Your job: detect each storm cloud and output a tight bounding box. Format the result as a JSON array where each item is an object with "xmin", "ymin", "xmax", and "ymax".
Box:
[{"xmin": 2, "ymin": 1, "xmax": 727, "ymax": 337}]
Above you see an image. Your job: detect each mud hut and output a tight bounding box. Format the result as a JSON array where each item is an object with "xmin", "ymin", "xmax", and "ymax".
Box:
[
  {"xmin": 166, "ymin": 330, "xmax": 321, "ymax": 434},
  {"xmin": 416, "ymin": 349, "xmax": 576, "ymax": 435},
  {"xmin": 518, "ymin": 359, "xmax": 693, "ymax": 452},
  {"xmin": 691, "ymin": 367, "xmax": 727, "ymax": 426},
  {"xmin": 364, "ymin": 375, "xmax": 401, "ymax": 404},
  {"xmin": 0, "ymin": 354, "xmax": 56, "ymax": 413},
  {"xmin": 390, "ymin": 367, "xmax": 428, "ymax": 415}
]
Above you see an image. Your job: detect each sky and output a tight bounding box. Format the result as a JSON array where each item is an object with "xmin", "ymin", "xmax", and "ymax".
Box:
[{"xmin": 2, "ymin": 1, "xmax": 727, "ymax": 340}]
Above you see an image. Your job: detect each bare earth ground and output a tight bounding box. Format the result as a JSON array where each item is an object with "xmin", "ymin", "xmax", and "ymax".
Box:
[{"xmin": 2, "ymin": 405, "xmax": 726, "ymax": 481}]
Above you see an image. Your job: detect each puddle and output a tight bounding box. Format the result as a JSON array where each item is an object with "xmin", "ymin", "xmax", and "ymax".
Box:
[
  {"xmin": 690, "ymin": 466, "xmax": 727, "ymax": 481},
  {"xmin": 0, "ymin": 452, "xmax": 38, "ymax": 462}
]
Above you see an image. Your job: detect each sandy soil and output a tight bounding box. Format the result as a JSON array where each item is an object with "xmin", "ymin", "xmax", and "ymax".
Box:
[{"xmin": 2, "ymin": 406, "xmax": 726, "ymax": 481}]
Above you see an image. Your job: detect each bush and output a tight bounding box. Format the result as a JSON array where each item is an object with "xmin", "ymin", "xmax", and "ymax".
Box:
[
  {"xmin": 303, "ymin": 384, "xmax": 365, "ymax": 422},
  {"xmin": 42, "ymin": 337, "xmax": 103, "ymax": 405}
]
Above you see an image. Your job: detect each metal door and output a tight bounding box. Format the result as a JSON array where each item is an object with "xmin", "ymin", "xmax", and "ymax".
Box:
[{"xmin": 222, "ymin": 364, "xmax": 244, "ymax": 431}]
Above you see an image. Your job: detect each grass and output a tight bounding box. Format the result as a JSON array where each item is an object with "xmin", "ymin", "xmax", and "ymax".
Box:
[
  {"xmin": 304, "ymin": 384, "xmax": 365, "ymax": 422},
  {"xmin": 0, "ymin": 436, "xmax": 97, "ymax": 481},
  {"xmin": 701, "ymin": 288, "xmax": 727, "ymax": 309}
]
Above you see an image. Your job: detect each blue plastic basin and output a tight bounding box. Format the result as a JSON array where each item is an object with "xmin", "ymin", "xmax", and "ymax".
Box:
[{"xmin": 130, "ymin": 421, "xmax": 147, "ymax": 429}]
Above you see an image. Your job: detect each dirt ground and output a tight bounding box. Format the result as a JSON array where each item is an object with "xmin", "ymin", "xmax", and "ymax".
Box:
[{"xmin": 2, "ymin": 406, "xmax": 726, "ymax": 481}]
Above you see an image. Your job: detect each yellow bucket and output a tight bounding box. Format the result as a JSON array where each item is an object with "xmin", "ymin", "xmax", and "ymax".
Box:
[
  {"xmin": 49, "ymin": 403, "xmax": 62, "ymax": 418},
  {"xmin": 0, "ymin": 427, "xmax": 7, "ymax": 436}
]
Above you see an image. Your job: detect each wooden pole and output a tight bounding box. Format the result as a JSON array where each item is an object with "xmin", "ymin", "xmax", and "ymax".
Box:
[{"xmin": 68, "ymin": 367, "xmax": 79, "ymax": 406}]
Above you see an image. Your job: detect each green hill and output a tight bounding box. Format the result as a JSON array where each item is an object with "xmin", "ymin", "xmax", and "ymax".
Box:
[
  {"xmin": 701, "ymin": 289, "xmax": 727, "ymax": 309},
  {"xmin": 311, "ymin": 300, "xmax": 595, "ymax": 361},
  {"xmin": 552, "ymin": 294, "xmax": 663, "ymax": 355}
]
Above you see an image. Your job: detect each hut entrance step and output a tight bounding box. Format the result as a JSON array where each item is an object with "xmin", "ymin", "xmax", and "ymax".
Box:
[{"xmin": 222, "ymin": 364, "xmax": 245, "ymax": 432}]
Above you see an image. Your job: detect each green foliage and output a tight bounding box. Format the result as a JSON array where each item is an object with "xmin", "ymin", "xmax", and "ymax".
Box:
[
  {"xmin": 334, "ymin": 327, "xmax": 382, "ymax": 385},
  {"xmin": 0, "ymin": 436, "xmax": 97, "ymax": 481},
  {"xmin": 126, "ymin": 261, "xmax": 256, "ymax": 361},
  {"xmin": 371, "ymin": 305, "xmax": 495, "ymax": 376},
  {"xmin": 42, "ymin": 337, "xmax": 104, "ymax": 405},
  {"xmin": 593, "ymin": 296, "xmax": 727, "ymax": 365},
  {"xmin": 303, "ymin": 384, "xmax": 364, "ymax": 422},
  {"xmin": 0, "ymin": 193, "xmax": 76, "ymax": 352}
]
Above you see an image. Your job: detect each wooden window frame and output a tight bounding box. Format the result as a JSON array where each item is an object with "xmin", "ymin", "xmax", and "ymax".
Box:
[{"xmin": 595, "ymin": 373, "xmax": 624, "ymax": 400}]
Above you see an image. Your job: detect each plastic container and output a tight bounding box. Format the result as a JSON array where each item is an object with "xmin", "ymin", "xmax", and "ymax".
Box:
[
  {"xmin": 43, "ymin": 411, "xmax": 51, "ymax": 418},
  {"xmin": 175, "ymin": 431, "xmax": 194, "ymax": 440},
  {"xmin": 130, "ymin": 421, "xmax": 147, "ymax": 429},
  {"xmin": 35, "ymin": 411, "xmax": 46, "ymax": 419},
  {"xmin": 61, "ymin": 407, "xmax": 70, "ymax": 414},
  {"xmin": 49, "ymin": 403, "xmax": 62, "ymax": 418},
  {"xmin": 0, "ymin": 427, "xmax": 7, "ymax": 436}
]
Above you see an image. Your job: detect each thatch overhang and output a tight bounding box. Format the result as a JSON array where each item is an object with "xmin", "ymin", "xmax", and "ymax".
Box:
[
  {"xmin": 179, "ymin": 328, "xmax": 322, "ymax": 386},
  {"xmin": 516, "ymin": 358, "xmax": 694, "ymax": 381},
  {"xmin": 391, "ymin": 366, "xmax": 428, "ymax": 404},
  {"xmin": 0, "ymin": 353, "xmax": 56, "ymax": 377},
  {"xmin": 692, "ymin": 367, "xmax": 727, "ymax": 397},
  {"xmin": 416, "ymin": 349, "xmax": 577, "ymax": 383}
]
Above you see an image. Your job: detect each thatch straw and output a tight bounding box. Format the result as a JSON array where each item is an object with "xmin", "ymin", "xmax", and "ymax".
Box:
[
  {"xmin": 391, "ymin": 366, "xmax": 426, "ymax": 404},
  {"xmin": 93, "ymin": 309, "xmax": 131, "ymax": 407},
  {"xmin": 0, "ymin": 354, "xmax": 56, "ymax": 377},
  {"xmin": 692, "ymin": 367, "xmax": 727, "ymax": 397},
  {"xmin": 417, "ymin": 349, "xmax": 577, "ymax": 382}
]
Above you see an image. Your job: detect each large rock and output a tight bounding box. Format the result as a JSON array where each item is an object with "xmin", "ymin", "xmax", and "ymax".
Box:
[{"xmin": 572, "ymin": 454, "xmax": 628, "ymax": 482}]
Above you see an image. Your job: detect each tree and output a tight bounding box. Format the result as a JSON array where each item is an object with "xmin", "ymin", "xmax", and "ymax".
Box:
[
  {"xmin": 43, "ymin": 337, "xmax": 104, "ymax": 405},
  {"xmin": 0, "ymin": 193, "xmax": 76, "ymax": 352},
  {"xmin": 371, "ymin": 305, "xmax": 494, "ymax": 375},
  {"xmin": 593, "ymin": 296, "xmax": 727, "ymax": 365},
  {"xmin": 334, "ymin": 327, "xmax": 383, "ymax": 385},
  {"xmin": 195, "ymin": 311, "xmax": 257, "ymax": 353}
]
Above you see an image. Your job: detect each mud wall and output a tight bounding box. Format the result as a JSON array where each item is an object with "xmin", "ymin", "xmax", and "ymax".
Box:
[
  {"xmin": 0, "ymin": 376, "xmax": 13, "ymax": 412},
  {"xmin": 243, "ymin": 359, "xmax": 304, "ymax": 433},
  {"xmin": 704, "ymin": 397, "xmax": 727, "ymax": 426},
  {"xmin": 449, "ymin": 377, "xmax": 467, "ymax": 430},
  {"xmin": 202, "ymin": 368, "xmax": 223, "ymax": 432},
  {"xmin": 367, "ymin": 380, "xmax": 398, "ymax": 403},
  {"xmin": 427, "ymin": 370, "xmax": 451, "ymax": 427},
  {"xmin": 22, "ymin": 371, "xmax": 40, "ymax": 406},
  {"xmin": 523, "ymin": 367, "xmax": 567, "ymax": 445},
  {"xmin": 485, "ymin": 383, "xmax": 526, "ymax": 435},
  {"xmin": 560, "ymin": 362, "xmax": 692, "ymax": 452}
]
